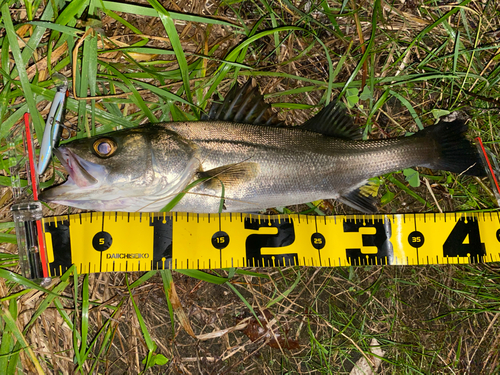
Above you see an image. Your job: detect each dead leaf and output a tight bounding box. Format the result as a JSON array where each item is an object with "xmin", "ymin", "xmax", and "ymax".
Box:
[
  {"xmin": 25, "ymin": 42, "xmax": 68, "ymax": 81},
  {"xmin": 349, "ymin": 338, "xmax": 385, "ymax": 375},
  {"xmin": 168, "ymin": 280, "xmax": 196, "ymax": 338},
  {"xmin": 239, "ymin": 309, "xmax": 300, "ymax": 350},
  {"xmin": 98, "ymin": 37, "xmax": 158, "ymax": 61}
]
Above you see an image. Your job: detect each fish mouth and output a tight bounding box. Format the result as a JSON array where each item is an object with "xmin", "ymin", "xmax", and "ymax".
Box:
[
  {"xmin": 40, "ymin": 147, "xmax": 102, "ymax": 201},
  {"xmin": 55, "ymin": 148, "xmax": 98, "ymax": 187}
]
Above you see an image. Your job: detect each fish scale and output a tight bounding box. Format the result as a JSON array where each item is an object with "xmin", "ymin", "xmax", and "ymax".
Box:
[{"xmin": 157, "ymin": 121, "xmax": 438, "ymax": 212}]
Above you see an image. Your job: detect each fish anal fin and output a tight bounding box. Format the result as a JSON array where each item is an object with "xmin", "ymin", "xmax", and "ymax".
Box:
[
  {"xmin": 301, "ymin": 100, "xmax": 362, "ymax": 140},
  {"xmin": 198, "ymin": 162, "xmax": 260, "ymax": 190},
  {"xmin": 338, "ymin": 180, "xmax": 379, "ymax": 213},
  {"xmin": 202, "ymin": 80, "xmax": 282, "ymax": 126}
]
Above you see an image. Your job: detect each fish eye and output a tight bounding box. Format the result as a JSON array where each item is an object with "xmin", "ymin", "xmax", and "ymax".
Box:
[{"xmin": 93, "ymin": 138, "xmax": 117, "ymax": 158}]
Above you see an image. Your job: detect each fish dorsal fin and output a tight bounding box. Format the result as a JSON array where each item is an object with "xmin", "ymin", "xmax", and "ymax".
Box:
[
  {"xmin": 338, "ymin": 180, "xmax": 379, "ymax": 212},
  {"xmin": 198, "ymin": 162, "xmax": 260, "ymax": 190},
  {"xmin": 201, "ymin": 80, "xmax": 282, "ymax": 126},
  {"xmin": 301, "ymin": 100, "xmax": 362, "ymax": 140}
]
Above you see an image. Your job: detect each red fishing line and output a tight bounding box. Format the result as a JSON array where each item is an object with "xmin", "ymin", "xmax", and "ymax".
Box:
[{"xmin": 476, "ymin": 137, "xmax": 500, "ymax": 196}]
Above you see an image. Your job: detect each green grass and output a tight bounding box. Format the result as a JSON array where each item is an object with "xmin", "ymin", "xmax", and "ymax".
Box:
[{"xmin": 1, "ymin": 0, "xmax": 500, "ymax": 373}]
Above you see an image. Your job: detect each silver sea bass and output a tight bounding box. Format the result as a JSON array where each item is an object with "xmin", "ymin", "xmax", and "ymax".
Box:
[{"xmin": 40, "ymin": 81, "xmax": 484, "ymax": 213}]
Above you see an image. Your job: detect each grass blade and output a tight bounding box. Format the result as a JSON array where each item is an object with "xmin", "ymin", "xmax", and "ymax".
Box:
[
  {"xmin": 175, "ymin": 270, "xmax": 228, "ymax": 284},
  {"xmin": 147, "ymin": 0, "xmax": 194, "ymax": 112},
  {"xmin": 100, "ymin": 1, "xmax": 240, "ymax": 27},
  {"xmin": 1, "ymin": 3, "xmax": 43, "ymax": 139},
  {"xmin": 0, "ymin": 307, "xmax": 44, "ymax": 374}
]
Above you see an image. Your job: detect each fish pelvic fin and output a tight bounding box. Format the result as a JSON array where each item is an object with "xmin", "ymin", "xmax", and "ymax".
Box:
[
  {"xmin": 301, "ymin": 99, "xmax": 363, "ymax": 139},
  {"xmin": 338, "ymin": 180, "xmax": 379, "ymax": 213},
  {"xmin": 198, "ymin": 162, "xmax": 260, "ymax": 190},
  {"xmin": 415, "ymin": 119, "xmax": 485, "ymax": 176},
  {"xmin": 201, "ymin": 80, "xmax": 282, "ymax": 126}
]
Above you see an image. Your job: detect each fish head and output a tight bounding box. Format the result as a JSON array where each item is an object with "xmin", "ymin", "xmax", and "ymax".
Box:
[{"xmin": 40, "ymin": 126, "xmax": 200, "ymax": 211}]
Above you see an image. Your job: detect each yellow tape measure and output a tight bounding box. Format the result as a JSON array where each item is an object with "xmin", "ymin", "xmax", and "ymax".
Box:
[{"xmin": 41, "ymin": 212, "xmax": 500, "ymax": 276}]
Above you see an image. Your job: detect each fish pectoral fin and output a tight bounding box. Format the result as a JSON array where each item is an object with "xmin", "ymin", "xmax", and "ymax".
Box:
[
  {"xmin": 301, "ymin": 99, "xmax": 363, "ymax": 140},
  {"xmin": 338, "ymin": 181, "xmax": 379, "ymax": 213},
  {"xmin": 198, "ymin": 162, "xmax": 260, "ymax": 190}
]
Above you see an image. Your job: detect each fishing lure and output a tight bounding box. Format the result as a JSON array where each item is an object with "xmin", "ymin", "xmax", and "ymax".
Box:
[{"xmin": 38, "ymin": 74, "xmax": 68, "ymax": 175}]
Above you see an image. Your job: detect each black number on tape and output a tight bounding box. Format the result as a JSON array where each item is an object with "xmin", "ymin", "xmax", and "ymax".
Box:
[
  {"xmin": 212, "ymin": 231, "xmax": 230, "ymax": 249},
  {"xmin": 244, "ymin": 218, "xmax": 297, "ymax": 267},
  {"xmin": 408, "ymin": 231, "xmax": 425, "ymax": 248},
  {"xmin": 92, "ymin": 231, "xmax": 112, "ymax": 251},
  {"xmin": 44, "ymin": 220, "xmax": 72, "ymax": 277},
  {"xmin": 443, "ymin": 217, "xmax": 485, "ymax": 263},
  {"xmin": 311, "ymin": 233, "xmax": 326, "ymax": 250},
  {"xmin": 149, "ymin": 216, "xmax": 173, "ymax": 270},
  {"xmin": 343, "ymin": 218, "xmax": 393, "ymax": 265}
]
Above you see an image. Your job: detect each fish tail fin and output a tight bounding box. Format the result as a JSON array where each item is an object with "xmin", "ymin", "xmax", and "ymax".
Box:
[{"xmin": 415, "ymin": 120, "xmax": 485, "ymax": 176}]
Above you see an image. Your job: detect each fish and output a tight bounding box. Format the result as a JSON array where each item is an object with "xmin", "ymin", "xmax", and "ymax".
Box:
[{"xmin": 40, "ymin": 80, "xmax": 485, "ymax": 213}]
